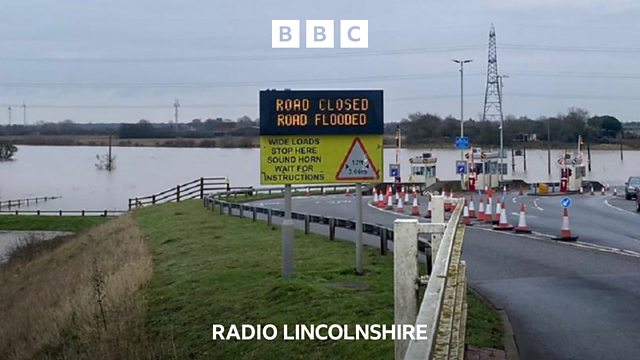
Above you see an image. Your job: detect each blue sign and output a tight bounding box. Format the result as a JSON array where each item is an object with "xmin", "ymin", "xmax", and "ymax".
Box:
[
  {"xmin": 561, "ymin": 197, "xmax": 572, "ymax": 208},
  {"xmin": 455, "ymin": 160, "xmax": 467, "ymax": 174},
  {"xmin": 390, "ymin": 168, "xmax": 399, "ymax": 177},
  {"xmin": 455, "ymin": 136, "xmax": 469, "ymax": 149},
  {"xmin": 259, "ymin": 90, "xmax": 384, "ymax": 136},
  {"xmin": 389, "ymin": 163, "xmax": 400, "ymax": 178}
]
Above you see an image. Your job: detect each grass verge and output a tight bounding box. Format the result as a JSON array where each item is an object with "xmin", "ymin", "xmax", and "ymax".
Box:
[
  {"xmin": 0, "ymin": 215, "xmax": 109, "ymax": 232},
  {"xmin": 466, "ymin": 289, "xmax": 504, "ymax": 349},
  {"xmin": 136, "ymin": 200, "xmax": 394, "ymax": 359}
]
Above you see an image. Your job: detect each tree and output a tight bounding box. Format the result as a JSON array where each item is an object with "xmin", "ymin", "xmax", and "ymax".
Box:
[{"xmin": 0, "ymin": 142, "xmax": 18, "ymax": 161}]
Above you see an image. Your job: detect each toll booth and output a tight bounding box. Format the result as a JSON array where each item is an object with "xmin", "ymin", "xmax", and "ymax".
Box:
[
  {"xmin": 407, "ymin": 153, "xmax": 437, "ymax": 188},
  {"xmin": 558, "ymin": 154, "xmax": 585, "ymax": 192},
  {"xmin": 462, "ymin": 149, "xmax": 506, "ymax": 191}
]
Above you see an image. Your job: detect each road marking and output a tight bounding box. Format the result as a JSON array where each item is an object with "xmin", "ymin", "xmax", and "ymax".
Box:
[
  {"xmin": 603, "ymin": 199, "xmax": 638, "ymax": 216},
  {"xmin": 533, "ymin": 198, "xmax": 544, "ymax": 211},
  {"xmin": 512, "ymin": 197, "xmax": 517, "ymax": 204},
  {"xmin": 471, "ymin": 226, "xmax": 640, "ymax": 259},
  {"xmin": 366, "ymin": 201, "xmax": 428, "ymax": 220}
]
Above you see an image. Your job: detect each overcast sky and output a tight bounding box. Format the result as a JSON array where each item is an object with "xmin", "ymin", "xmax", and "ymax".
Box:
[{"xmin": 0, "ymin": 0, "xmax": 639, "ymax": 124}]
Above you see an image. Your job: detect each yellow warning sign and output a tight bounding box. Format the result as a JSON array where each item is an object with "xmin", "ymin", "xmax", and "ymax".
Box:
[{"xmin": 260, "ymin": 135, "xmax": 383, "ymax": 185}]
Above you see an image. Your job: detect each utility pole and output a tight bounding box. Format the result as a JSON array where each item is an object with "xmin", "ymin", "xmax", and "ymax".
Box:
[
  {"xmin": 7, "ymin": 106, "xmax": 11, "ymax": 126},
  {"xmin": 497, "ymin": 74, "xmax": 508, "ymax": 182},
  {"xmin": 22, "ymin": 102, "xmax": 26, "ymax": 125},
  {"xmin": 452, "ymin": 58, "xmax": 472, "ymax": 186},
  {"xmin": 173, "ymin": 99, "xmax": 180, "ymax": 126},
  {"xmin": 547, "ymin": 119, "xmax": 551, "ymax": 175}
]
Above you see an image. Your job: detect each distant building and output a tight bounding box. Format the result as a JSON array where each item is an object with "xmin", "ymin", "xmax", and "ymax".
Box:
[{"xmin": 514, "ymin": 133, "xmax": 537, "ymax": 142}]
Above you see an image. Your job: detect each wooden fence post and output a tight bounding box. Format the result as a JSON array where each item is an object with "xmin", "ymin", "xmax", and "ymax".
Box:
[
  {"xmin": 176, "ymin": 185, "xmax": 181, "ymax": 202},
  {"xmin": 379, "ymin": 228, "xmax": 387, "ymax": 255},
  {"xmin": 200, "ymin": 177, "xmax": 204, "ymax": 199}
]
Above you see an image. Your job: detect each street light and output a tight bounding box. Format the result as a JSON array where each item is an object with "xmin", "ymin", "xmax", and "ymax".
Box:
[
  {"xmin": 452, "ymin": 59, "xmax": 472, "ymax": 185},
  {"xmin": 497, "ymin": 74, "xmax": 509, "ymax": 182}
]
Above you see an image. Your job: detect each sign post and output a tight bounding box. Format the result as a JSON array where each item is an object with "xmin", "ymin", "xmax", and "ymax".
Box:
[
  {"xmin": 259, "ymin": 90, "xmax": 383, "ymax": 277},
  {"xmin": 282, "ymin": 184, "xmax": 294, "ymax": 278}
]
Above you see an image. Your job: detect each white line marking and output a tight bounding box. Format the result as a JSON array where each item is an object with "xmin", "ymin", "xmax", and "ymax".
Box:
[
  {"xmin": 533, "ymin": 198, "xmax": 544, "ymax": 211},
  {"xmin": 471, "ymin": 227, "xmax": 640, "ymax": 259},
  {"xmin": 603, "ymin": 199, "xmax": 638, "ymax": 216},
  {"xmin": 512, "ymin": 197, "xmax": 517, "ymax": 204}
]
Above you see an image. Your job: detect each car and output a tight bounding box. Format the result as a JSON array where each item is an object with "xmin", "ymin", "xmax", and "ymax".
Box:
[{"xmin": 625, "ymin": 177, "xmax": 640, "ymax": 200}]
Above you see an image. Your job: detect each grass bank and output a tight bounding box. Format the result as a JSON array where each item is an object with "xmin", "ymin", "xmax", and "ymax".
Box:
[
  {"xmin": 0, "ymin": 215, "xmax": 153, "ymax": 360},
  {"xmin": 0, "ymin": 215, "xmax": 109, "ymax": 231},
  {"xmin": 0, "ymin": 199, "xmax": 503, "ymax": 359}
]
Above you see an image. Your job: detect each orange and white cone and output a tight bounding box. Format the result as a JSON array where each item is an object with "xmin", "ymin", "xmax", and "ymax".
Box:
[
  {"xmin": 462, "ymin": 200, "xmax": 473, "ymax": 226},
  {"xmin": 484, "ymin": 196, "xmax": 493, "ymax": 224},
  {"xmin": 404, "ymin": 189, "xmax": 410, "ymax": 204},
  {"xmin": 503, "ymin": 185, "xmax": 507, "ymax": 194},
  {"xmin": 306, "ymin": 187, "xmax": 311, "ymax": 196},
  {"xmin": 444, "ymin": 189, "xmax": 452, "ymax": 212},
  {"xmin": 396, "ymin": 196, "xmax": 405, "ymax": 213},
  {"xmin": 554, "ymin": 208, "xmax": 578, "ymax": 241},
  {"xmin": 346, "ymin": 188, "xmax": 352, "ymax": 197},
  {"xmin": 469, "ymin": 195, "xmax": 476, "ymax": 218},
  {"xmin": 601, "ymin": 186, "xmax": 605, "ymax": 195},
  {"xmin": 492, "ymin": 197, "xmax": 502, "ymax": 224},
  {"xmin": 590, "ymin": 185, "xmax": 595, "ymax": 196},
  {"xmin": 477, "ymin": 196, "xmax": 485, "ymax": 221},
  {"xmin": 377, "ymin": 188, "xmax": 386, "ymax": 208},
  {"xmin": 371, "ymin": 188, "xmax": 378, "ymax": 204},
  {"xmin": 493, "ymin": 201, "xmax": 514, "ymax": 230},
  {"xmin": 514, "ymin": 203, "xmax": 531, "ymax": 233},
  {"xmin": 579, "ymin": 186, "xmax": 584, "ymax": 195},
  {"xmin": 395, "ymin": 189, "xmax": 400, "ymax": 204},
  {"xmin": 385, "ymin": 192, "xmax": 394, "ymax": 210},
  {"xmin": 614, "ymin": 188, "xmax": 618, "ymax": 196},
  {"xmin": 519, "ymin": 186, "xmax": 524, "ymax": 196},
  {"xmin": 424, "ymin": 197, "xmax": 432, "ymax": 218},
  {"xmin": 410, "ymin": 196, "xmax": 420, "ymax": 216}
]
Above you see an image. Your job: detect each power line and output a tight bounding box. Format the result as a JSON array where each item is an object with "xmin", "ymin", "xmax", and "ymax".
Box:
[{"xmin": 0, "ymin": 45, "xmax": 484, "ymax": 63}]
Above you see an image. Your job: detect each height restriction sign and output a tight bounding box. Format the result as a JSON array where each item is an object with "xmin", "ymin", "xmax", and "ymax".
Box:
[{"xmin": 259, "ymin": 90, "xmax": 384, "ymax": 185}]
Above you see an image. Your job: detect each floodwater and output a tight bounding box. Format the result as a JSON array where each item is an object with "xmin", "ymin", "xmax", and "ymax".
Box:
[{"xmin": 0, "ymin": 145, "xmax": 638, "ymax": 210}]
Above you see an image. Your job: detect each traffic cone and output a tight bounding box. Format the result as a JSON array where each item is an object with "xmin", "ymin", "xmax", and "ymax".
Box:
[
  {"xmin": 590, "ymin": 185, "xmax": 594, "ymax": 196},
  {"xmin": 519, "ymin": 186, "xmax": 524, "ymax": 196},
  {"xmin": 484, "ymin": 196, "xmax": 493, "ymax": 224},
  {"xmin": 503, "ymin": 185, "xmax": 507, "ymax": 194},
  {"xmin": 404, "ymin": 189, "xmax": 410, "ymax": 204},
  {"xmin": 493, "ymin": 201, "xmax": 514, "ymax": 230},
  {"xmin": 462, "ymin": 200, "xmax": 473, "ymax": 226},
  {"xmin": 396, "ymin": 196, "xmax": 405, "ymax": 213},
  {"xmin": 469, "ymin": 195, "xmax": 476, "ymax": 218},
  {"xmin": 410, "ymin": 196, "xmax": 420, "ymax": 216},
  {"xmin": 385, "ymin": 192, "xmax": 394, "ymax": 210},
  {"xmin": 424, "ymin": 200, "xmax": 432, "ymax": 219},
  {"xmin": 514, "ymin": 203, "xmax": 532, "ymax": 233},
  {"xmin": 601, "ymin": 186, "xmax": 605, "ymax": 196},
  {"xmin": 443, "ymin": 189, "xmax": 452, "ymax": 212},
  {"xmin": 395, "ymin": 189, "xmax": 400, "ymax": 204},
  {"xmin": 306, "ymin": 187, "xmax": 311, "ymax": 196},
  {"xmin": 614, "ymin": 188, "xmax": 618, "ymax": 196},
  {"xmin": 554, "ymin": 208, "xmax": 578, "ymax": 241},
  {"xmin": 477, "ymin": 196, "xmax": 485, "ymax": 222},
  {"xmin": 346, "ymin": 188, "xmax": 352, "ymax": 197},
  {"xmin": 322, "ymin": 187, "xmax": 326, "ymax": 196},
  {"xmin": 579, "ymin": 186, "xmax": 584, "ymax": 195},
  {"xmin": 493, "ymin": 197, "xmax": 502, "ymax": 224},
  {"xmin": 371, "ymin": 188, "xmax": 377, "ymax": 204}
]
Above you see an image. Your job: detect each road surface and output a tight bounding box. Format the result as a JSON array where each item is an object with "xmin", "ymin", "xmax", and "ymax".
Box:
[{"xmin": 248, "ymin": 191, "xmax": 640, "ymax": 360}]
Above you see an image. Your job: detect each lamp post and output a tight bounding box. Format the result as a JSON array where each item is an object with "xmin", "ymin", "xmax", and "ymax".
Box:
[
  {"xmin": 452, "ymin": 59, "xmax": 472, "ymax": 185},
  {"xmin": 497, "ymin": 74, "xmax": 508, "ymax": 183}
]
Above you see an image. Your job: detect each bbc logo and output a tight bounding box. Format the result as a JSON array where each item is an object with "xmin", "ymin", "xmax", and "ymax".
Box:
[{"xmin": 272, "ymin": 20, "xmax": 368, "ymax": 49}]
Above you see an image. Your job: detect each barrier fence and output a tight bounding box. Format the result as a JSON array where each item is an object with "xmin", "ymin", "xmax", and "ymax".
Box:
[{"xmin": 0, "ymin": 196, "xmax": 60, "ymax": 209}]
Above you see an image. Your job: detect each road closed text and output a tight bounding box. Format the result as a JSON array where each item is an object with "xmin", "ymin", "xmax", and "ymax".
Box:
[
  {"xmin": 212, "ymin": 324, "xmax": 429, "ymax": 341},
  {"xmin": 274, "ymin": 98, "xmax": 370, "ymax": 128}
]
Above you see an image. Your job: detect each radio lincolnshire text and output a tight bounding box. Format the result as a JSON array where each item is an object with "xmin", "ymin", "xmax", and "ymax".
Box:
[{"xmin": 212, "ymin": 324, "xmax": 429, "ymax": 341}]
